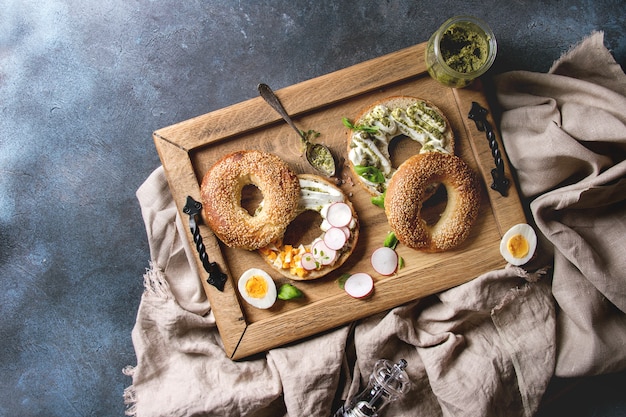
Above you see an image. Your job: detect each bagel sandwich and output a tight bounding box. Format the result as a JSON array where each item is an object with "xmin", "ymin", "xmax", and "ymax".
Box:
[{"xmin": 257, "ymin": 174, "xmax": 359, "ymax": 281}]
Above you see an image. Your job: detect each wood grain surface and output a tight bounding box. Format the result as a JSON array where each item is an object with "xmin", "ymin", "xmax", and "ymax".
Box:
[{"xmin": 153, "ymin": 42, "xmax": 527, "ymax": 360}]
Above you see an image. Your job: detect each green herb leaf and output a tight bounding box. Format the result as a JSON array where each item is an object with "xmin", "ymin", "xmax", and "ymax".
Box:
[
  {"xmin": 337, "ymin": 273, "xmax": 351, "ymax": 290},
  {"xmin": 342, "ymin": 117, "xmax": 379, "ymax": 134},
  {"xmin": 371, "ymin": 192, "xmax": 385, "ymax": 208},
  {"xmin": 383, "ymin": 231, "xmax": 398, "ymax": 250},
  {"xmin": 342, "ymin": 117, "xmax": 356, "ymax": 129},
  {"xmin": 354, "ymin": 165, "xmax": 385, "ymax": 184},
  {"xmin": 277, "ymin": 283, "xmax": 304, "ymax": 300},
  {"xmin": 301, "ymin": 129, "xmax": 321, "ymax": 141},
  {"xmin": 398, "ymin": 256, "xmax": 405, "ymax": 269}
]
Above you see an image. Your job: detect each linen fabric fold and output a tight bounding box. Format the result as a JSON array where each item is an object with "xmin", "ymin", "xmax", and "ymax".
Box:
[{"xmin": 494, "ymin": 31, "xmax": 626, "ymax": 377}]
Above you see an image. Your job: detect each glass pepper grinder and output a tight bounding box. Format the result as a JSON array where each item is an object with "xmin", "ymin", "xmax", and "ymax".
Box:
[{"xmin": 333, "ymin": 359, "xmax": 411, "ymax": 417}]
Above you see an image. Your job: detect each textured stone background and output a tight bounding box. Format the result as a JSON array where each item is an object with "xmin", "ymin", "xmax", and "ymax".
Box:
[{"xmin": 1, "ymin": 1, "xmax": 625, "ymax": 416}]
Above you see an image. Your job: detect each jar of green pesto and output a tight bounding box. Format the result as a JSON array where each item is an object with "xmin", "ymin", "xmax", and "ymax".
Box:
[{"xmin": 425, "ymin": 16, "xmax": 497, "ymax": 88}]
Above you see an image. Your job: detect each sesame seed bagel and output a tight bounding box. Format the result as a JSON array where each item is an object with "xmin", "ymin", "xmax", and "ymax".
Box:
[
  {"xmin": 385, "ymin": 152, "xmax": 480, "ymax": 252},
  {"xmin": 200, "ymin": 150, "xmax": 300, "ymax": 250}
]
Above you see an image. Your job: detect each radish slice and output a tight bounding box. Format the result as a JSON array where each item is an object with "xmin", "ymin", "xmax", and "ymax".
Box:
[
  {"xmin": 311, "ymin": 240, "xmax": 337, "ymax": 265},
  {"xmin": 326, "ymin": 202, "xmax": 352, "ymax": 228},
  {"xmin": 300, "ymin": 252, "xmax": 318, "ymax": 271},
  {"xmin": 371, "ymin": 247, "xmax": 398, "ymax": 276},
  {"xmin": 340, "ymin": 226, "xmax": 351, "ymax": 239},
  {"xmin": 344, "ymin": 273, "xmax": 374, "ymax": 298},
  {"xmin": 324, "ymin": 227, "xmax": 347, "ymax": 250}
]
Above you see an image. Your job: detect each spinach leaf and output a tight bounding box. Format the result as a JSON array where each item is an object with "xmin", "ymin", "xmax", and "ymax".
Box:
[{"xmin": 354, "ymin": 165, "xmax": 385, "ymax": 183}]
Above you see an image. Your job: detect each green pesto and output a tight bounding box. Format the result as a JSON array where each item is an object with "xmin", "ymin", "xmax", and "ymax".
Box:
[
  {"xmin": 307, "ymin": 144, "xmax": 335, "ymax": 173},
  {"xmin": 440, "ymin": 24, "xmax": 489, "ymax": 73},
  {"xmin": 411, "ymin": 102, "xmax": 446, "ymax": 128},
  {"xmin": 302, "ymin": 186, "xmax": 327, "ymax": 193},
  {"xmin": 398, "ymin": 103, "xmax": 446, "ymax": 136}
]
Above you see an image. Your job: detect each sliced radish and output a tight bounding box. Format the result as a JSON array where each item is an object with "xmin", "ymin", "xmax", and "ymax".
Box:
[
  {"xmin": 371, "ymin": 247, "xmax": 398, "ymax": 276},
  {"xmin": 326, "ymin": 202, "xmax": 352, "ymax": 228},
  {"xmin": 300, "ymin": 252, "xmax": 318, "ymax": 271},
  {"xmin": 311, "ymin": 240, "xmax": 337, "ymax": 265},
  {"xmin": 324, "ymin": 227, "xmax": 348, "ymax": 250},
  {"xmin": 340, "ymin": 226, "xmax": 351, "ymax": 239},
  {"xmin": 344, "ymin": 273, "xmax": 374, "ymax": 299}
]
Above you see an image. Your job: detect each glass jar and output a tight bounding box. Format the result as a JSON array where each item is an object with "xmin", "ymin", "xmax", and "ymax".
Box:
[{"xmin": 425, "ymin": 15, "xmax": 497, "ymax": 88}]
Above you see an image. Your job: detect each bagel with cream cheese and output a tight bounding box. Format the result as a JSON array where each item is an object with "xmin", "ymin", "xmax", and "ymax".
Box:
[
  {"xmin": 200, "ymin": 150, "xmax": 300, "ymax": 250},
  {"xmin": 258, "ymin": 174, "xmax": 359, "ymax": 281},
  {"xmin": 346, "ymin": 96, "xmax": 454, "ymax": 197}
]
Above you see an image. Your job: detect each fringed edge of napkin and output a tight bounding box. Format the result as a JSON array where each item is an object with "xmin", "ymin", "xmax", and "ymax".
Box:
[
  {"xmin": 142, "ymin": 260, "xmax": 174, "ymax": 300},
  {"xmin": 122, "ymin": 262, "xmax": 175, "ymax": 417},
  {"xmin": 493, "ymin": 265, "xmax": 555, "ymax": 417},
  {"xmin": 548, "ymin": 30, "xmax": 604, "ymax": 73},
  {"xmin": 123, "ymin": 365, "xmax": 137, "ymax": 417},
  {"xmin": 505, "ymin": 264, "xmax": 551, "ymax": 284}
]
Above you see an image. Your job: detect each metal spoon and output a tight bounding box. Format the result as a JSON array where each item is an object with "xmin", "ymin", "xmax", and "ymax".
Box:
[{"xmin": 257, "ymin": 83, "xmax": 336, "ymax": 177}]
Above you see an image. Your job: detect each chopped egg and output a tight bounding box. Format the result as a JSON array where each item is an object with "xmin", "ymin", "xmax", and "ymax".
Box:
[
  {"xmin": 237, "ymin": 268, "xmax": 277, "ymax": 309},
  {"xmin": 499, "ymin": 223, "xmax": 537, "ymax": 266}
]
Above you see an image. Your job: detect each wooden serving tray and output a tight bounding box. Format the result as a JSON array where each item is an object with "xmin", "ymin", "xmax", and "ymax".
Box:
[{"xmin": 153, "ymin": 42, "xmax": 526, "ymax": 360}]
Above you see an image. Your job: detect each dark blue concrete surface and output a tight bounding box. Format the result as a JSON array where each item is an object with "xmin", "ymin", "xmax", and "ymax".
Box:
[{"xmin": 1, "ymin": 1, "xmax": 625, "ymax": 416}]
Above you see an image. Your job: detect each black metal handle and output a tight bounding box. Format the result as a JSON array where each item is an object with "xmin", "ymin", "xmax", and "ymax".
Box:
[
  {"xmin": 183, "ymin": 196, "xmax": 227, "ymax": 292},
  {"xmin": 468, "ymin": 102, "xmax": 509, "ymax": 196}
]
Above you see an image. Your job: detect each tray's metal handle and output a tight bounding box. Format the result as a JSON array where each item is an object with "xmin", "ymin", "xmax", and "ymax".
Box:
[
  {"xmin": 183, "ymin": 196, "xmax": 227, "ymax": 291},
  {"xmin": 468, "ymin": 102, "xmax": 510, "ymax": 196}
]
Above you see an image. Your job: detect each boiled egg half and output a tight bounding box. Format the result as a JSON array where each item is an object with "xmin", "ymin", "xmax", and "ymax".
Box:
[
  {"xmin": 500, "ymin": 223, "xmax": 537, "ymax": 266},
  {"xmin": 238, "ymin": 268, "xmax": 277, "ymax": 309}
]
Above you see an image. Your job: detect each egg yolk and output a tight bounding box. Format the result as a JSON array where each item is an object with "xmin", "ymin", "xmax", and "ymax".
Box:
[
  {"xmin": 507, "ymin": 234, "xmax": 529, "ymax": 258},
  {"xmin": 245, "ymin": 276, "xmax": 268, "ymax": 298}
]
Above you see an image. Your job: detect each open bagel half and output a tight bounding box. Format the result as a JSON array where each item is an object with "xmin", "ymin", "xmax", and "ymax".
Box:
[
  {"xmin": 346, "ymin": 96, "xmax": 455, "ymax": 197},
  {"xmin": 258, "ymin": 174, "xmax": 359, "ymax": 281}
]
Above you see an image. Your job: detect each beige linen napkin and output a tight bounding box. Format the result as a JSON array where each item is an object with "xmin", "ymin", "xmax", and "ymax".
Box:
[
  {"xmin": 494, "ymin": 31, "xmax": 626, "ymax": 377},
  {"xmin": 125, "ymin": 165, "xmax": 554, "ymax": 417},
  {"xmin": 125, "ymin": 166, "xmax": 350, "ymax": 417},
  {"xmin": 124, "ymin": 31, "xmax": 624, "ymax": 417}
]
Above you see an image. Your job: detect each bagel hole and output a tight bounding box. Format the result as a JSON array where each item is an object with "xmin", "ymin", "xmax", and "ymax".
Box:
[
  {"xmin": 241, "ymin": 184, "xmax": 264, "ymax": 216},
  {"xmin": 421, "ymin": 184, "xmax": 448, "ymax": 226},
  {"xmin": 282, "ymin": 210, "xmax": 323, "ymax": 247},
  {"xmin": 389, "ymin": 134, "xmax": 424, "ymax": 167}
]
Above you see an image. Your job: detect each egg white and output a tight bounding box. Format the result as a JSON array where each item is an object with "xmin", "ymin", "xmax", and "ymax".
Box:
[
  {"xmin": 500, "ymin": 223, "xmax": 537, "ymax": 266},
  {"xmin": 237, "ymin": 268, "xmax": 277, "ymax": 309}
]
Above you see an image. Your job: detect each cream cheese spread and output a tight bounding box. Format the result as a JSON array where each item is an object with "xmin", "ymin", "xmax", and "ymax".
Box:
[
  {"xmin": 348, "ymin": 101, "xmax": 449, "ymax": 195},
  {"xmin": 298, "ymin": 177, "xmax": 357, "ymax": 235}
]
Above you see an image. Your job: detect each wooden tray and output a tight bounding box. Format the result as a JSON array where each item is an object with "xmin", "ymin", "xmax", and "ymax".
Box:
[{"xmin": 153, "ymin": 42, "xmax": 526, "ymax": 360}]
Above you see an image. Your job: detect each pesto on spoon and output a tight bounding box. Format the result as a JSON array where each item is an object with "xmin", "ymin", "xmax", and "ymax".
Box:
[{"xmin": 258, "ymin": 83, "xmax": 336, "ymax": 177}]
